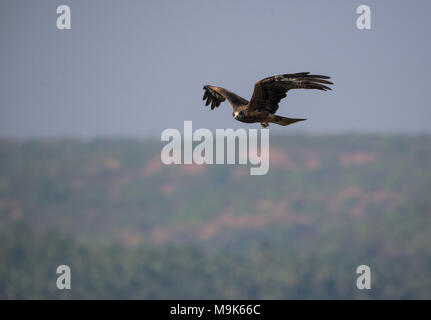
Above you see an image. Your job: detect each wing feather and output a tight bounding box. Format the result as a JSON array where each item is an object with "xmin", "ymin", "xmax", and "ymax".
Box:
[
  {"xmin": 202, "ymin": 85, "xmax": 248, "ymax": 110},
  {"xmin": 249, "ymin": 72, "xmax": 333, "ymax": 113}
]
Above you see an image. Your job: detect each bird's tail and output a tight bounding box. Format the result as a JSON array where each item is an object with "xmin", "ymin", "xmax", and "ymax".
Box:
[{"xmin": 269, "ymin": 115, "xmax": 306, "ymax": 126}]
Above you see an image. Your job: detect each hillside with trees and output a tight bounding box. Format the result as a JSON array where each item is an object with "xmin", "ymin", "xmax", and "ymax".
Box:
[{"xmin": 1, "ymin": 134, "xmax": 430, "ymax": 299}]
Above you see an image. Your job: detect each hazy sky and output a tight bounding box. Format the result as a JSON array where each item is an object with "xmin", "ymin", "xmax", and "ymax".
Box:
[{"xmin": 1, "ymin": 0, "xmax": 430, "ymax": 137}]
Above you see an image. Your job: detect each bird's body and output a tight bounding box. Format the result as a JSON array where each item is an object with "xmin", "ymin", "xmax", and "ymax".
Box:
[{"xmin": 202, "ymin": 72, "xmax": 333, "ymax": 128}]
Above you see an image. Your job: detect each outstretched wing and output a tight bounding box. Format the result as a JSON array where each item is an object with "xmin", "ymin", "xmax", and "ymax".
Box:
[
  {"xmin": 202, "ymin": 85, "xmax": 249, "ymax": 110},
  {"xmin": 249, "ymin": 72, "xmax": 333, "ymax": 114}
]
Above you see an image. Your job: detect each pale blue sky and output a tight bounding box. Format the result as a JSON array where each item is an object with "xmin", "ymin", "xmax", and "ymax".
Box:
[{"xmin": 1, "ymin": 0, "xmax": 430, "ymax": 137}]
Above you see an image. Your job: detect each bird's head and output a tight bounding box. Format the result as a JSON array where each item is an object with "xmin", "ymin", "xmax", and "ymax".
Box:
[{"xmin": 233, "ymin": 110, "xmax": 245, "ymax": 120}]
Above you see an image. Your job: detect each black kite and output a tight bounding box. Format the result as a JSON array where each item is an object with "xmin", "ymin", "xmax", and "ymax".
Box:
[{"xmin": 202, "ymin": 72, "xmax": 333, "ymax": 127}]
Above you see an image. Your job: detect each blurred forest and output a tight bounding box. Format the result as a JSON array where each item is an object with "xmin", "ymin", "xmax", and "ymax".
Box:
[{"xmin": 0, "ymin": 134, "xmax": 430, "ymax": 299}]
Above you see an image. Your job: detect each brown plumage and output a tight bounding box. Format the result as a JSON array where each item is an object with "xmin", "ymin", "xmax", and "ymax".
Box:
[{"xmin": 202, "ymin": 72, "xmax": 333, "ymax": 128}]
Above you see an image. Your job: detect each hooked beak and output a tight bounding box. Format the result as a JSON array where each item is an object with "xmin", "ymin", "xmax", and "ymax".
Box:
[{"xmin": 234, "ymin": 111, "xmax": 243, "ymax": 119}]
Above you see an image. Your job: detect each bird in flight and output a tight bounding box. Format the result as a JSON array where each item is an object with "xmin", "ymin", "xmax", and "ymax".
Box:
[{"xmin": 202, "ymin": 72, "xmax": 333, "ymax": 128}]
